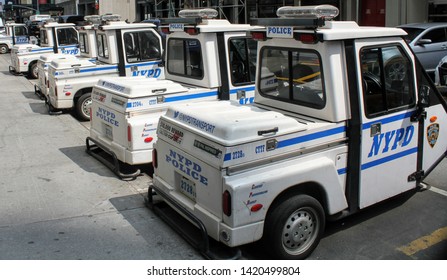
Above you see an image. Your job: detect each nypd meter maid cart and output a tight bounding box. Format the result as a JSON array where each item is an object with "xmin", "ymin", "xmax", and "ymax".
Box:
[
  {"xmin": 148, "ymin": 5, "xmax": 447, "ymax": 259},
  {"xmin": 46, "ymin": 14, "xmax": 164, "ymax": 122},
  {"xmin": 9, "ymin": 19, "xmax": 80, "ymax": 79},
  {"xmin": 34, "ymin": 15, "xmax": 101, "ymax": 102},
  {"xmin": 0, "ymin": 22, "xmax": 29, "ymax": 54},
  {"xmin": 86, "ymin": 8, "xmax": 259, "ymax": 179}
]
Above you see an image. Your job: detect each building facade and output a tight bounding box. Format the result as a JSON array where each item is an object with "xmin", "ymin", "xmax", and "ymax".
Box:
[{"xmin": 2, "ymin": 0, "xmax": 447, "ymax": 25}]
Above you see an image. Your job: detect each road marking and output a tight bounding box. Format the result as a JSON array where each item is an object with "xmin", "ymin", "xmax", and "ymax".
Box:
[
  {"xmin": 397, "ymin": 226, "xmax": 447, "ymax": 256},
  {"xmin": 420, "ymin": 183, "xmax": 447, "ymax": 197}
]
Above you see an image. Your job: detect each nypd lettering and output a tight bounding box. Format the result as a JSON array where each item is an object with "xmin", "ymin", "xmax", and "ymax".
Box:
[
  {"xmin": 267, "ymin": 26, "xmax": 293, "ymax": 38},
  {"xmin": 173, "ymin": 111, "xmax": 215, "ymax": 133},
  {"xmin": 60, "ymin": 48, "xmax": 79, "ymax": 55},
  {"xmin": 166, "ymin": 149, "xmax": 208, "ymax": 186},
  {"xmin": 132, "ymin": 68, "xmax": 162, "ymax": 78},
  {"xmin": 368, "ymin": 125, "xmax": 414, "ymax": 158},
  {"xmin": 96, "ymin": 107, "xmax": 119, "ymax": 127}
]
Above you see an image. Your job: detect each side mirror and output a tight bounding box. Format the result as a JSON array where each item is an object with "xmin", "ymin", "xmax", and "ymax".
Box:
[
  {"xmin": 418, "ymin": 85, "xmax": 431, "ymax": 107},
  {"xmin": 417, "ymin": 38, "xmax": 432, "ymax": 46}
]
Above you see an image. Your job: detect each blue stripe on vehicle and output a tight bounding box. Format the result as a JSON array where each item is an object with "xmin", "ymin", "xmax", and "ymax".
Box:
[
  {"xmin": 223, "ymin": 126, "xmax": 346, "ymax": 162},
  {"xmin": 337, "ymin": 168, "xmax": 347, "ymax": 175},
  {"xmin": 362, "ymin": 111, "xmax": 413, "ymax": 130},
  {"xmin": 79, "ymin": 65, "xmax": 118, "ymax": 73},
  {"xmin": 277, "ymin": 126, "xmax": 346, "ymax": 149},
  {"xmin": 124, "ymin": 61, "xmax": 161, "ymax": 68},
  {"xmin": 361, "ymin": 147, "xmax": 418, "ymax": 170},
  {"xmin": 229, "ymin": 86, "xmax": 255, "ymax": 94},
  {"xmin": 164, "ymin": 91, "xmax": 218, "ymax": 102}
]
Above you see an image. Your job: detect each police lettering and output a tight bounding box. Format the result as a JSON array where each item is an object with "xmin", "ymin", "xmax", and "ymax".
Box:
[
  {"xmin": 268, "ymin": 27, "xmax": 292, "ymax": 35},
  {"xmin": 166, "ymin": 149, "xmax": 208, "ymax": 186},
  {"xmin": 368, "ymin": 125, "xmax": 414, "ymax": 158},
  {"xmin": 96, "ymin": 107, "xmax": 119, "ymax": 127}
]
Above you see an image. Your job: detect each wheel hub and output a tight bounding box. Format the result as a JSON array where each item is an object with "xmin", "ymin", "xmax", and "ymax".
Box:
[{"xmin": 282, "ymin": 209, "xmax": 315, "ymax": 251}]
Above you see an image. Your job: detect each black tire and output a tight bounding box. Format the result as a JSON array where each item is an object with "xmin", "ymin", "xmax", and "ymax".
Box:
[
  {"xmin": 263, "ymin": 194, "xmax": 325, "ymax": 259},
  {"xmin": 29, "ymin": 62, "xmax": 39, "ymax": 79},
  {"xmin": 75, "ymin": 92, "xmax": 92, "ymax": 121},
  {"xmin": 0, "ymin": 44, "xmax": 9, "ymax": 54}
]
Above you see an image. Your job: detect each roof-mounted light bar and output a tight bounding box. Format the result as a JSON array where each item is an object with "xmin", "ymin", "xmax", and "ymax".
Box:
[
  {"xmin": 277, "ymin": 5, "xmax": 339, "ymax": 20},
  {"xmin": 178, "ymin": 8, "xmax": 218, "ymax": 19},
  {"xmin": 100, "ymin": 14, "xmax": 122, "ymax": 23},
  {"xmin": 84, "ymin": 15, "xmax": 101, "ymax": 25}
]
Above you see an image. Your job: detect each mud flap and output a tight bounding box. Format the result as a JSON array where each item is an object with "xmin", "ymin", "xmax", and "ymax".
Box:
[
  {"xmin": 85, "ymin": 137, "xmax": 141, "ymax": 180},
  {"xmin": 146, "ymin": 184, "xmax": 242, "ymax": 260},
  {"xmin": 8, "ymin": 66, "xmax": 22, "ymax": 76},
  {"xmin": 34, "ymin": 84, "xmax": 46, "ymax": 101}
]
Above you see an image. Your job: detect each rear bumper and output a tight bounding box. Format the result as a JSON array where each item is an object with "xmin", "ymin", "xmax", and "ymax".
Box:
[{"xmin": 151, "ymin": 174, "xmax": 264, "ymax": 249}]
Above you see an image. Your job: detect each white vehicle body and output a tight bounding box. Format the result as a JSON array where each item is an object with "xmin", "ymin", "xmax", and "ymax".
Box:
[
  {"xmin": 0, "ymin": 23, "xmax": 29, "ymax": 54},
  {"xmin": 47, "ymin": 18, "xmax": 164, "ymax": 121},
  {"xmin": 149, "ymin": 6, "xmax": 447, "ymax": 259},
  {"xmin": 35, "ymin": 23, "xmax": 98, "ymax": 101},
  {"xmin": 9, "ymin": 21, "xmax": 80, "ymax": 79},
  {"xmin": 86, "ymin": 10, "xmax": 258, "ymax": 178}
]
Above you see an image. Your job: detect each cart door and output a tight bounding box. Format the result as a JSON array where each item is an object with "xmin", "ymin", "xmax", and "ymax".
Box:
[
  {"xmin": 357, "ymin": 43, "xmax": 419, "ymax": 208},
  {"xmin": 418, "ymin": 64, "xmax": 447, "ymax": 175},
  {"xmin": 55, "ymin": 27, "xmax": 80, "ymax": 55}
]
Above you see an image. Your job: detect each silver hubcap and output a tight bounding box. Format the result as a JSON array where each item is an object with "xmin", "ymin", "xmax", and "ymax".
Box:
[
  {"xmin": 81, "ymin": 97, "xmax": 92, "ymax": 119},
  {"xmin": 282, "ymin": 207, "xmax": 318, "ymax": 255}
]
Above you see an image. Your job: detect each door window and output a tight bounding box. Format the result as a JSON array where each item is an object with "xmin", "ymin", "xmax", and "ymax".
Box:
[
  {"xmin": 421, "ymin": 28, "xmax": 447, "ymax": 44},
  {"xmin": 97, "ymin": 34, "xmax": 108, "ymax": 59},
  {"xmin": 229, "ymin": 37, "xmax": 257, "ymax": 85},
  {"xmin": 57, "ymin": 28, "xmax": 78, "ymax": 46},
  {"xmin": 124, "ymin": 31, "xmax": 161, "ymax": 63},
  {"xmin": 167, "ymin": 38, "xmax": 203, "ymax": 78},
  {"xmin": 361, "ymin": 45, "xmax": 416, "ymax": 117},
  {"xmin": 259, "ymin": 47, "xmax": 325, "ymax": 109}
]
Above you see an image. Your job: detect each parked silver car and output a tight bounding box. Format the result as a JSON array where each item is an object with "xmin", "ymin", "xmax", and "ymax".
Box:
[{"xmin": 398, "ymin": 22, "xmax": 447, "ymax": 77}]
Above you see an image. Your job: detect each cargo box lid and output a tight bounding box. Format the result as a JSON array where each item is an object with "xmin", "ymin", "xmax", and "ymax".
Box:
[
  {"xmin": 96, "ymin": 77, "xmax": 188, "ymax": 98},
  {"xmin": 50, "ymin": 56, "xmax": 95, "ymax": 68},
  {"xmin": 164, "ymin": 101, "xmax": 307, "ymax": 146}
]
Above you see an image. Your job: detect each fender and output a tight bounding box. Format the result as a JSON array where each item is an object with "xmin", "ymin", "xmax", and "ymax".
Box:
[{"xmin": 223, "ymin": 146, "xmax": 349, "ymax": 228}]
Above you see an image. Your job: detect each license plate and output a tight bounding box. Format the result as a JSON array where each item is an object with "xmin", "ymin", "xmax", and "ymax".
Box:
[
  {"xmin": 179, "ymin": 177, "xmax": 196, "ymax": 201},
  {"xmin": 105, "ymin": 124, "xmax": 113, "ymax": 140}
]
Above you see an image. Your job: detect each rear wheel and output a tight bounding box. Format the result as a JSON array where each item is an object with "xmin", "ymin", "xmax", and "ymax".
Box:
[
  {"xmin": 75, "ymin": 92, "xmax": 92, "ymax": 121},
  {"xmin": 0, "ymin": 44, "xmax": 9, "ymax": 54},
  {"xmin": 263, "ymin": 194, "xmax": 325, "ymax": 259}
]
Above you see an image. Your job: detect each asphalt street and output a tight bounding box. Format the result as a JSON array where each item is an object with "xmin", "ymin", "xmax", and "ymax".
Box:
[{"xmin": 0, "ymin": 53, "xmax": 445, "ymax": 260}]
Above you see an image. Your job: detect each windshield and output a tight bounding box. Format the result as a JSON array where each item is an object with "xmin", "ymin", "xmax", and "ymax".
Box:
[{"xmin": 400, "ymin": 27, "xmax": 424, "ymax": 43}]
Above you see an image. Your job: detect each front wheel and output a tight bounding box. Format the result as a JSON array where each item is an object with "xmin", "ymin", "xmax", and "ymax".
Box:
[
  {"xmin": 75, "ymin": 92, "xmax": 92, "ymax": 121},
  {"xmin": 263, "ymin": 194, "xmax": 325, "ymax": 259}
]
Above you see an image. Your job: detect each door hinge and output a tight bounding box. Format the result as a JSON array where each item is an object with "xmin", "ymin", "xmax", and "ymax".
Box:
[{"xmin": 408, "ymin": 170, "xmax": 425, "ymax": 182}]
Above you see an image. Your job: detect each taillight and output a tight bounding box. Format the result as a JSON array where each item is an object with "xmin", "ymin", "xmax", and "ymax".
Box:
[
  {"xmin": 152, "ymin": 148, "xmax": 158, "ymax": 168},
  {"xmin": 127, "ymin": 125, "xmax": 132, "ymax": 142},
  {"xmin": 144, "ymin": 137, "xmax": 153, "ymax": 143},
  {"xmin": 55, "ymin": 87, "xmax": 57, "ymax": 97},
  {"xmin": 298, "ymin": 33, "xmax": 318, "ymax": 44},
  {"xmin": 222, "ymin": 190, "xmax": 231, "ymax": 216},
  {"xmin": 251, "ymin": 31, "xmax": 266, "ymax": 41},
  {"xmin": 161, "ymin": 27, "xmax": 170, "ymax": 34},
  {"xmin": 185, "ymin": 27, "xmax": 199, "ymax": 35}
]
